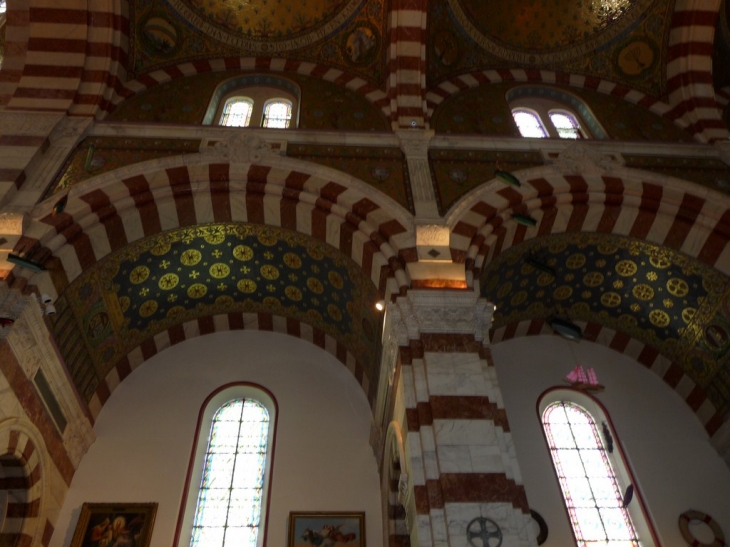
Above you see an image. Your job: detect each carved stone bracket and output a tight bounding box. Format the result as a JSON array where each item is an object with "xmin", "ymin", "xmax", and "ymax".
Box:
[
  {"xmin": 395, "ymin": 130, "xmax": 438, "ymax": 219},
  {"xmin": 200, "ymin": 134, "xmax": 285, "ymax": 163},
  {"xmin": 387, "ymin": 289, "xmax": 495, "ymax": 343},
  {"xmin": 553, "ymin": 143, "xmax": 624, "ymax": 175},
  {"xmin": 0, "ymin": 211, "xmax": 28, "ymax": 235}
]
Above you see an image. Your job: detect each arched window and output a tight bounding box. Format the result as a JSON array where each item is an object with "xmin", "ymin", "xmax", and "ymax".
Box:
[
  {"xmin": 539, "ymin": 390, "xmax": 657, "ymax": 546},
  {"xmin": 512, "ymin": 108, "xmax": 548, "ymax": 138},
  {"xmin": 203, "ymin": 76, "xmax": 300, "ymax": 129},
  {"xmin": 220, "ymin": 98, "xmax": 254, "ymax": 127},
  {"xmin": 507, "ymin": 86, "xmax": 607, "ymax": 139},
  {"xmin": 177, "ymin": 385, "xmax": 276, "ymax": 547},
  {"xmin": 549, "ymin": 111, "xmax": 582, "ymax": 139},
  {"xmin": 261, "ymin": 100, "xmax": 292, "ymax": 129}
]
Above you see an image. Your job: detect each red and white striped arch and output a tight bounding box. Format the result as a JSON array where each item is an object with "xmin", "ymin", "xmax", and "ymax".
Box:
[
  {"xmin": 386, "ymin": 0, "xmax": 428, "ymax": 129},
  {"xmin": 492, "ymin": 319, "xmax": 724, "ymax": 438},
  {"xmin": 20, "ymin": 154, "xmax": 416, "ymax": 294},
  {"xmin": 666, "ymin": 0, "xmax": 726, "ymax": 142},
  {"xmin": 426, "ymin": 69, "xmax": 674, "ymax": 128},
  {"xmin": 89, "ymin": 312, "xmax": 375, "ymax": 419},
  {"xmin": 0, "ymin": 429, "xmax": 44, "ymax": 547},
  {"xmin": 447, "ymin": 167, "xmax": 730, "ymax": 279},
  {"xmin": 0, "ymin": 0, "xmax": 124, "ymax": 114},
  {"xmin": 95, "ymin": 58, "xmax": 391, "ymax": 120}
]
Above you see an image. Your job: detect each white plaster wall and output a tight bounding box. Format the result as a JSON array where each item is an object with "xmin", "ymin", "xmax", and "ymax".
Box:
[
  {"xmin": 493, "ymin": 335, "xmax": 730, "ymax": 547},
  {"xmin": 49, "ymin": 331, "xmax": 382, "ymax": 547}
]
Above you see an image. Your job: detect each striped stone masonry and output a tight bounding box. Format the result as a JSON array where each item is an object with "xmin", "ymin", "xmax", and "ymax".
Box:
[{"xmin": 385, "ymin": 290, "xmax": 536, "ymax": 546}]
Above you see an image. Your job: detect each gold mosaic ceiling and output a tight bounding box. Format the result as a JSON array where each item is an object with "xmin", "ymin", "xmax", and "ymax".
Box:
[
  {"xmin": 51, "ymin": 223, "xmax": 382, "ymax": 404},
  {"xmin": 482, "ymin": 233, "xmax": 730, "ymax": 415},
  {"xmin": 450, "ymin": 0, "xmax": 653, "ymax": 61}
]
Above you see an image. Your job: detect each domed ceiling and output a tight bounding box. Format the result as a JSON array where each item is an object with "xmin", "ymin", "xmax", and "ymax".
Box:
[
  {"xmin": 165, "ymin": 0, "xmax": 361, "ymax": 49},
  {"xmin": 131, "ymin": 0, "xmax": 386, "ymax": 81},
  {"xmin": 450, "ymin": 0, "xmax": 652, "ymax": 61},
  {"xmin": 482, "ymin": 233, "xmax": 730, "ymax": 416},
  {"xmin": 428, "ymin": 0, "xmax": 670, "ymax": 96}
]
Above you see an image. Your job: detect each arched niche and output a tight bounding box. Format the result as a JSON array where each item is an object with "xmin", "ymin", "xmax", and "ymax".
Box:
[{"xmin": 49, "ymin": 330, "xmax": 384, "ymax": 547}]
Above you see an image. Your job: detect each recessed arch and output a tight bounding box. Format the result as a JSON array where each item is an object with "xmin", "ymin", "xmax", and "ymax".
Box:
[
  {"xmin": 445, "ymin": 165, "xmax": 730, "ymax": 279},
  {"xmin": 0, "ymin": 425, "xmax": 45, "ymax": 547},
  {"xmin": 20, "ymin": 152, "xmax": 416, "ymax": 294},
  {"xmin": 103, "ymin": 60, "xmax": 391, "ymax": 122}
]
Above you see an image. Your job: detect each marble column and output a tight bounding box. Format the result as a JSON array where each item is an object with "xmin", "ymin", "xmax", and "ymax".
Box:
[{"xmin": 385, "ymin": 289, "xmax": 537, "ymax": 547}]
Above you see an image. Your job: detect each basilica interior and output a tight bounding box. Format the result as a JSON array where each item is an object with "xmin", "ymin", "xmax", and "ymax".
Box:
[{"xmin": 1, "ymin": 0, "xmax": 730, "ymax": 545}]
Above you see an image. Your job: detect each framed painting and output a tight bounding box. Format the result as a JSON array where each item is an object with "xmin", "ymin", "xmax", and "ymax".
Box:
[
  {"xmin": 71, "ymin": 503, "xmax": 158, "ymax": 547},
  {"xmin": 288, "ymin": 512, "xmax": 365, "ymax": 547}
]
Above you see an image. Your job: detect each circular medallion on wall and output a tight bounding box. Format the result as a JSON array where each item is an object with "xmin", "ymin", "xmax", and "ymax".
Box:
[
  {"xmin": 141, "ymin": 16, "xmax": 179, "ymax": 57},
  {"xmin": 341, "ymin": 24, "xmax": 379, "ymax": 65},
  {"xmin": 615, "ymin": 38, "xmax": 657, "ymax": 78},
  {"xmin": 433, "ymin": 30, "xmax": 460, "ymax": 66}
]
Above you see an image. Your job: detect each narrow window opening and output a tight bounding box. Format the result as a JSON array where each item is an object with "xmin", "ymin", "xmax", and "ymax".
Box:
[
  {"xmin": 191, "ymin": 398, "xmax": 270, "ymax": 547},
  {"xmin": 542, "ymin": 401, "xmax": 640, "ymax": 546},
  {"xmin": 261, "ymin": 100, "xmax": 292, "ymax": 129},
  {"xmin": 550, "ymin": 111, "xmax": 583, "ymax": 139},
  {"xmin": 512, "ymin": 109, "xmax": 548, "ymax": 138},
  {"xmin": 220, "ymin": 98, "xmax": 254, "ymax": 128}
]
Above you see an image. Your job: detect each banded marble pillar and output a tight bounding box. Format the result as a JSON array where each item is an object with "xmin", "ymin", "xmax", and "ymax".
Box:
[{"xmin": 385, "ymin": 290, "xmax": 536, "ymax": 547}]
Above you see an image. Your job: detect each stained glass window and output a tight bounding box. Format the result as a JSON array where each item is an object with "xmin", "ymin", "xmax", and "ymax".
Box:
[
  {"xmin": 191, "ymin": 398, "xmax": 270, "ymax": 547},
  {"xmin": 262, "ymin": 100, "xmax": 292, "ymax": 128},
  {"xmin": 512, "ymin": 109, "xmax": 548, "ymax": 138},
  {"xmin": 550, "ymin": 111, "xmax": 582, "ymax": 139},
  {"xmin": 542, "ymin": 401, "xmax": 640, "ymax": 547},
  {"xmin": 220, "ymin": 98, "xmax": 254, "ymax": 127}
]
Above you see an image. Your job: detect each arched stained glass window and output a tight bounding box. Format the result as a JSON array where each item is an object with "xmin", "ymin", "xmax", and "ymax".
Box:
[
  {"xmin": 512, "ymin": 109, "xmax": 548, "ymax": 138},
  {"xmin": 542, "ymin": 401, "xmax": 640, "ymax": 546},
  {"xmin": 550, "ymin": 111, "xmax": 582, "ymax": 139},
  {"xmin": 220, "ymin": 98, "xmax": 254, "ymax": 127},
  {"xmin": 262, "ymin": 100, "xmax": 292, "ymax": 128},
  {"xmin": 191, "ymin": 398, "xmax": 270, "ymax": 547}
]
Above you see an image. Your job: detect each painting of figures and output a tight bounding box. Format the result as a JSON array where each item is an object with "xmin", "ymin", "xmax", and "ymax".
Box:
[
  {"xmin": 288, "ymin": 512, "xmax": 365, "ymax": 547},
  {"xmin": 71, "ymin": 503, "xmax": 158, "ymax": 547}
]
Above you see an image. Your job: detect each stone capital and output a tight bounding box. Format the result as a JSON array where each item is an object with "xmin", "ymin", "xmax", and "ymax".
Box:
[
  {"xmin": 395, "ymin": 129, "xmax": 435, "ymax": 159},
  {"xmin": 387, "ymin": 289, "xmax": 495, "ymax": 343},
  {"xmin": 0, "ymin": 211, "xmax": 28, "ymax": 235}
]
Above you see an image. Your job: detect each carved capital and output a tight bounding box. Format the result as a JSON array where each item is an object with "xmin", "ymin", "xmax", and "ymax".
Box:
[
  {"xmin": 395, "ymin": 130, "xmax": 434, "ymax": 159},
  {"xmin": 0, "ymin": 211, "xmax": 27, "ymax": 235},
  {"xmin": 49, "ymin": 117, "xmax": 92, "ymax": 145},
  {"xmin": 388, "ymin": 289, "xmax": 495, "ymax": 342},
  {"xmin": 554, "ymin": 143, "xmax": 623, "ymax": 175}
]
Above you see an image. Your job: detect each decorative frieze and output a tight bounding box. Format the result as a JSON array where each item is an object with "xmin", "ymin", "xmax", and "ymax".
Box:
[{"xmin": 387, "ymin": 289, "xmax": 495, "ymax": 343}]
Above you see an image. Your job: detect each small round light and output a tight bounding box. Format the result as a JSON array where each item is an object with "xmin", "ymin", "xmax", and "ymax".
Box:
[{"xmin": 375, "ymin": 300, "xmax": 386, "ymax": 311}]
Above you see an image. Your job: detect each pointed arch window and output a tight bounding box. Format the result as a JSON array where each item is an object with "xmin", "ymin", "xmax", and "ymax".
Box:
[
  {"xmin": 220, "ymin": 98, "xmax": 254, "ymax": 127},
  {"xmin": 261, "ymin": 100, "xmax": 292, "ymax": 128},
  {"xmin": 177, "ymin": 386, "xmax": 276, "ymax": 547},
  {"xmin": 512, "ymin": 109, "xmax": 548, "ymax": 138}
]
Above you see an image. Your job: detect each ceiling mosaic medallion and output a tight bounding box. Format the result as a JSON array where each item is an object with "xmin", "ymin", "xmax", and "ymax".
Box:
[
  {"xmin": 165, "ymin": 0, "xmax": 363, "ymax": 53},
  {"xmin": 481, "ymin": 233, "xmax": 730, "ymax": 414},
  {"xmin": 448, "ymin": 0, "xmax": 654, "ymax": 65},
  {"xmin": 52, "ymin": 223, "xmax": 382, "ymax": 403}
]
